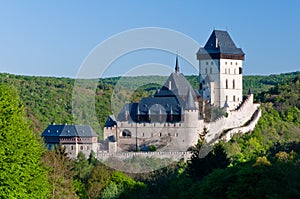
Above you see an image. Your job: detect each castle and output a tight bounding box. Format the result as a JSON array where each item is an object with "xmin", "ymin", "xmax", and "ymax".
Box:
[
  {"xmin": 42, "ymin": 30, "xmax": 261, "ymax": 158},
  {"xmin": 103, "ymin": 30, "xmax": 261, "ymax": 153}
]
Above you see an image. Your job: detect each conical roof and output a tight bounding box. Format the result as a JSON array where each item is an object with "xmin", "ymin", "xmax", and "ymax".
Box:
[{"xmin": 185, "ymin": 88, "xmax": 197, "ymax": 110}]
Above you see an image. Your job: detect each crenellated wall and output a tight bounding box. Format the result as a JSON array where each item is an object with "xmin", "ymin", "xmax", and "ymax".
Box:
[
  {"xmin": 95, "ymin": 151, "xmax": 192, "ymax": 162},
  {"xmin": 221, "ymin": 107, "xmax": 262, "ymax": 142},
  {"xmin": 204, "ymin": 93, "xmax": 261, "ymax": 143}
]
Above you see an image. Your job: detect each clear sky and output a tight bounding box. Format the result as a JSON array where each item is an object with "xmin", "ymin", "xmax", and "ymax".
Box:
[{"xmin": 0, "ymin": 0, "xmax": 299, "ymax": 78}]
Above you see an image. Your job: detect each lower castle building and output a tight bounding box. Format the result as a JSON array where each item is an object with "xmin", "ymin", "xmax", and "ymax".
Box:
[{"xmin": 42, "ymin": 124, "xmax": 98, "ymax": 158}]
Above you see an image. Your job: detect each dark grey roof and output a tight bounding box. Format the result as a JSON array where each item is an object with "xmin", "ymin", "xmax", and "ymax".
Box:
[
  {"xmin": 105, "ymin": 115, "xmax": 117, "ymax": 127},
  {"xmin": 117, "ymin": 96, "xmax": 184, "ymax": 121},
  {"xmin": 42, "ymin": 124, "xmax": 97, "ymax": 137},
  {"xmin": 139, "ymin": 96, "xmax": 184, "ymax": 115},
  {"xmin": 161, "ymin": 72, "xmax": 197, "ymax": 99},
  {"xmin": 115, "ymin": 56, "xmax": 200, "ymax": 122},
  {"xmin": 197, "ymin": 30, "xmax": 244, "ymax": 57},
  {"xmin": 204, "ymin": 74, "xmax": 214, "ymax": 83}
]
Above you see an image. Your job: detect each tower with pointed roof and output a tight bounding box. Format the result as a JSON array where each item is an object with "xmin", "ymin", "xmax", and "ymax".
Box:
[{"xmin": 197, "ymin": 30, "xmax": 244, "ymax": 110}]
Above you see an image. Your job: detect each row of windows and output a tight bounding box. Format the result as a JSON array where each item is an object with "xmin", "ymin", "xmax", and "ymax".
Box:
[
  {"xmin": 121, "ymin": 123, "xmax": 182, "ymax": 127},
  {"xmin": 225, "ymin": 67, "xmax": 243, "ymax": 74},
  {"xmin": 225, "ymin": 79, "xmax": 235, "ymax": 89},
  {"xmin": 205, "ymin": 61, "xmax": 239, "ymax": 66},
  {"xmin": 204, "ymin": 67, "xmax": 242, "ymax": 75},
  {"xmin": 67, "ymin": 145, "xmax": 90, "ymax": 151},
  {"xmin": 225, "ymin": 95, "xmax": 239, "ymax": 102},
  {"xmin": 205, "ymin": 61, "xmax": 215, "ymax": 65},
  {"xmin": 205, "ymin": 68, "xmax": 213, "ymax": 74},
  {"xmin": 225, "ymin": 61, "xmax": 238, "ymax": 66},
  {"xmin": 152, "ymin": 132, "xmax": 179, "ymax": 137},
  {"xmin": 121, "ymin": 132, "xmax": 180, "ymax": 138}
]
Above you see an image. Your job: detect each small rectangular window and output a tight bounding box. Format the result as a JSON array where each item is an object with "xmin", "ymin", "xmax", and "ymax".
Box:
[
  {"xmin": 239, "ymin": 67, "xmax": 242, "ymax": 74},
  {"xmin": 233, "ymin": 95, "xmax": 236, "ymax": 102}
]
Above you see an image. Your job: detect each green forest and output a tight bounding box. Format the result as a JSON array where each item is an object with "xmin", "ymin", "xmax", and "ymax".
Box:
[{"xmin": 0, "ymin": 71, "xmax": 299, "ymax": 198}]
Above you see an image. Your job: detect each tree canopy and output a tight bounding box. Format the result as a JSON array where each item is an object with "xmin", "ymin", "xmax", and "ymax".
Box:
[{"xmin": 0, "ymin": 84, "xmax": 49, "ymax": 198}]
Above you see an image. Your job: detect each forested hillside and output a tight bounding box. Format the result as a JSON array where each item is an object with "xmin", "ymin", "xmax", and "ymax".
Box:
[
  {"xmin": 0, "ymin": 71, "xmax": 298, "ymax": 136},
  {"xmin": 0, "ymin": 71, "xmax": 300, "ymax": 198}
]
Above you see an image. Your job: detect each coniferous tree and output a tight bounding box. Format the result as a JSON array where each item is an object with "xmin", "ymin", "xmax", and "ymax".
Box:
[
  {"xmin": 0, "ymin": 84, "xmax": 49, "ymax": 198},
  {"xmin": 188, "ymin": 130, "xmax": 230, "ymax": 180},
  {"xmin": 42, "ymin": 145, "xmax": 77, "ymax": 198}
]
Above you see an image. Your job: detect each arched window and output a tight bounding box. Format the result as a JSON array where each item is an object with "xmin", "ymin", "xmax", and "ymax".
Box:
[
  {"xmin": 205, "ymin": 68, "xmax": 208, "ymax": 74},
  {"xmin": 210, "ymin": 67, "xmax": 212, "ymax": 74},
  {"xmin": 226, "ymin": 79, "xmax": 228, "ymax": 89},
  {"xmin": 233, "ymin": 79, "xmax": 235, "ymax": 89},
  {"xmin": 122, "ymin": 129, "xmax": 131, "ymax": 138}
]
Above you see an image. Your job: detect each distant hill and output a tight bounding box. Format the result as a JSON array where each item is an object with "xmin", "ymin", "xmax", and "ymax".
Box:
[{"xmin": 0, "ymin": 71, "xmax": 299, "ymax": 136}]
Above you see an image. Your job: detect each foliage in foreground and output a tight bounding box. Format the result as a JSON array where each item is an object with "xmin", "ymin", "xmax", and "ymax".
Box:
[{"xmin": 0, "ymin": 84, "xmax": 49, "ymax": 198}]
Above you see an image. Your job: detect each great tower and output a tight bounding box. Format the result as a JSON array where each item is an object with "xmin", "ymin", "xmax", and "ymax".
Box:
[{"xmin": 197, "ymin": 30, "xmax": 245, "ymax": 110}]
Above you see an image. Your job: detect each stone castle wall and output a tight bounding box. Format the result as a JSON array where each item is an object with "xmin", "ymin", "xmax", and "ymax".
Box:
[
  {"xmin": 205, "ymin": 94, "xmax": 260, "ymax": 143},
  {"xmin": 103, "ymin": 94, "xmax": 261, "ymax": 153},
  {"xmin": 95, "ymin": 151, "xmax": 192, "ymax": 162},
  {"xmin": 222, "ymin": 107, "xmax": 262, "ymax": 141},
  {"xmin": 103, "ymin": 109, "xmax": 203, "ymax": 152}
]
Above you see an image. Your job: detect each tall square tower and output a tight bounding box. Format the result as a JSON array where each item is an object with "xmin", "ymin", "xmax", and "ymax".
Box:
[{"xmin": 197, "ymin": 30, "xmax": 245, "ymax": 110}]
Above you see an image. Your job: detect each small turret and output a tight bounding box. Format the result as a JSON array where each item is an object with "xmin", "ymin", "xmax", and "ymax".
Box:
[
  {"xmin": 185, "ymin": 88, "xmax": 197, "ymax": 110},
  {"xmin": 148, "ymin": 108, "xmax": 151, "ymax": 122},
  {"xmin": 136, "ymin": 105, "xmax": 140, "ymax": 122},
  {"xmin": 170, "ymin": 106, "xmax": 174, "ymax": 122},
  {"xmin": 248, "ymin": 88, "xmax": 252, "ymax": 95},
  {"xmin": 223, "ymin": 100, "xmax": 229, "ymax": 113}
]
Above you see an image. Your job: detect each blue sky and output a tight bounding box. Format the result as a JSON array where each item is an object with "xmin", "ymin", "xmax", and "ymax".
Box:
[{"xmin": 0, "ymin": 1, "xmax": 299, "ymax": 78}]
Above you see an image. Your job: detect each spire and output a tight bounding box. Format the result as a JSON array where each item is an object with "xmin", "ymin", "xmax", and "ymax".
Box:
[
  {"xmin": 224, "ymin": 100, "xmax": 229, "ymax": 108},
  {"xmin": 248, "ymin": 88, "xmax": 252, "ymax": 95},
  {"xmin": 175, "ymin": 54, "xmax": 179, "ymax": 73}
]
